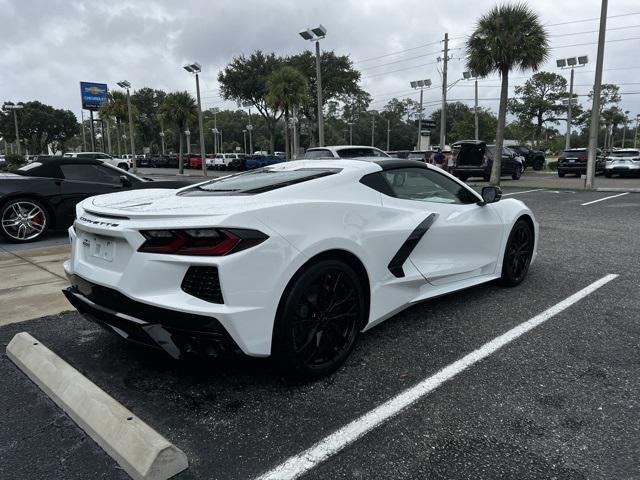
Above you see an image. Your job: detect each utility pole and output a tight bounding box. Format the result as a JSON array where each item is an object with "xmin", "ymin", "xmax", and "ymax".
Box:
[
  {"xmin": 242, "ymin": 129, "xmax": 247, "ymax": 154},
  {"xmin": 585, "ymin": 0, "xmax": 607, "ymax": 190},
  {"xmin": 347, "ymin": 122, "xmax": 353, "ymax": 145},
  {"xmin": 418, "ymin": 87, "xmax": 424, "ymax": 149},
  {"xmin": 386, "ymin": 119, "xmax": 391, "ymax": 151},
  {"xmin": 440, "ymin": 32, "xmax": 449, "ymax": 150},
  {"xmin": 634, "ymin": 115, "xmax": 640, "ymax": 148}
]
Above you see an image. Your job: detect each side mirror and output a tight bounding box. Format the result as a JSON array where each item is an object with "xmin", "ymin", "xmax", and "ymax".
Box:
[
  {"xmin": 120, "ymin": 175, "xmax": 132, "ymax": 188},
  {"xmin": 478, "ymin": 186, "xmax": 502, "ymax": 206}
]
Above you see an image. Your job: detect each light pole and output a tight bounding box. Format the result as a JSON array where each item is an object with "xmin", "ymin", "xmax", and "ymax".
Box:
[
  {"xmin": 634, "ymin": 114, "xmax": 640, "ymax": 149},
  {"xmin": 621, "ymin": 110, "xmax": 630, "ymax": 147},
  {"xmin": 557, "ymin": 56, "xmax": 588, "ymax": 149},
  {"xmin": 5, "ymin": 104, "xmax": 23, "ymax": 156},
  {"xmin": 246, "ymin": 124, "xmax": 254, "ymax": 155},
  {"xmin": 299, "ymin": 24, "xmax": 327, "ymax": 147},
  {"xmin": 371, "ymin": 113, "xmax": 376, "ymax": 147},
  {"xmin": 410, "ymin": 79, "xmax": 432, "ymax": 150},
  {"xmin": 117, "ymin": 81, "xmax": 136, "ymax": 172},
  {"xmin": 242, "ymin": 129, "xmax": 247, "ymax": 153},
  {"xmin": 386, "ymin": 118, "xmax": 391, "ymax": 152},
  {"xmin": 185, "ymin": 129, "xmax": 191, "ymax": 156},
  {"xmin": 211, "ymin": 127, "xmax": 219, "ymax": 156},
  {"xmin": 184, "ymin": 63, "xmax": 207, "ymax": 176},
  {"xmin": 160, "ymin": 131, "xmax": 166, "ymax": 155},
  {"xmin": 462, "ymin": 72, "xmax": 480, "ymax": 140},
  {"xmin": 347, "ymin": 122, "xmax": 353, "ymax": 145},
  {"xmin": 438, "ymin": 33, "xmax": 450, "ymax": 150}
]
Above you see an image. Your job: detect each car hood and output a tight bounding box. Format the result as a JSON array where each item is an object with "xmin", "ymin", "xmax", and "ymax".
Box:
[{"xmin": 85, "ymin": 188, "xmax": 279, "ymax": 218}]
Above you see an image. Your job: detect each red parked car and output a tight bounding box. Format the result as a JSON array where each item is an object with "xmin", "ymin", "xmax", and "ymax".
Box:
[{"xmin": 187, "ymin": 154, "xmax": 204, "ymax": 169}]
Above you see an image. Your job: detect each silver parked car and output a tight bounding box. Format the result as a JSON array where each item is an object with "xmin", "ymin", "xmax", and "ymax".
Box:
[{"xmin": 604, "ymin": 149, "xmax": 640, "ymax": 178}]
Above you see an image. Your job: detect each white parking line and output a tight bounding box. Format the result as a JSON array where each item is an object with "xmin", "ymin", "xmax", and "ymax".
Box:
[
  {"xmin": 502, "ymin": 188, "xmax": 545, "ymax": 196},
  {"xmin": 581, "ymin": 192, "xmax": 629, "ymax": 206},
  {"xmin": 255, "ymin": 274, "xmax": 618, "ymax": 480}
]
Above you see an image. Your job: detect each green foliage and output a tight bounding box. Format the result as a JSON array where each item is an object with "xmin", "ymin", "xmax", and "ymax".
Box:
[
  {"xmin": 508, "ymin": 71, "xmax": 569, "ymax": 145},
  {"xmin": 159, "ymin": 91, "xmax": 197, "ymax": 171},
  {"xmin": 0, "ymin": 101, "xmax": 78, "ymax": 153},
  {"xmin": 429, "ymin": 102, "xmax": 498, "ymax": 144}
]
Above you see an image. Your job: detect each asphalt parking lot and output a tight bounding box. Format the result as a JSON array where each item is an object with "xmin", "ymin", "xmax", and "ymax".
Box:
[{"xmin": 1, "ymin": 187, "xmax": 639, "ymax": 480}]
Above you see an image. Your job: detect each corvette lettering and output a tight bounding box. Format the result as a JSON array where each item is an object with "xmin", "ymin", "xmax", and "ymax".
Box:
[{"xmin": 78, "ymin": 217, "xmax": 119, "ymax": 228}]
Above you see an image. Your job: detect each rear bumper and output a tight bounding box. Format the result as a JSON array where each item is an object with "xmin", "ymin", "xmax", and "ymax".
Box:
[{"xmin": 63, "ymin": 274, "xmax": 241, "ymax": 359}]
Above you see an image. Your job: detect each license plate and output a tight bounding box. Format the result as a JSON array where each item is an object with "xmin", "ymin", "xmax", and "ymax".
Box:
[
  {"xmin": 90, "ymin": 236, "xmax": 115, "ymax": 263},
  {"xmin": 569, "ymin": 159, "xmax": 575, "ymax": 163}
]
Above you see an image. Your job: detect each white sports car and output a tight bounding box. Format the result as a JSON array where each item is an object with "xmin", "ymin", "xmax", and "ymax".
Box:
[{"xmin": 63, "ymin": 158, "xmax": 538, "ymax": 378}]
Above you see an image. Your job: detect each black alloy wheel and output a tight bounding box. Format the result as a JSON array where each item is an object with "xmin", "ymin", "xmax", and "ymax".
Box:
[
  {"xmin": 273, "ymin": 259, "xmax": 366, "ymax": 379},
  {"xmin": 500, "ymin": 219, "xmax": 534, "ymax": 287}
]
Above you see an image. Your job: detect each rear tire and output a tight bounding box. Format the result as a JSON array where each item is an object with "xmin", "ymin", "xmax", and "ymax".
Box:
[
  {"xmin": 558, "ymin": 171, "xmax": 565, "ymax": 178},
  {"xmin": 0, "ymin": 197, "xmax": 50, "ymax": 243},
  {"xmin": 117, "ymin": 163, "xmax": 129, "ymax": 171},
  {"xmin": 604, "ymin": 171, "xmax": 612, "ymax": 178},
  {"xmin": 272, "ymin": 259, "xmax": 366, "ymax": 380},
  {"xmin": 511, "ymin": 168, "xmax": 522, "ymax": 180},
  {"xmin": 499, "ymin": 219, "xmax": 534, "ymax": 287},
  {"xmin": 533, "ymin": 159, "xmax": 544, "ymax": 171}
]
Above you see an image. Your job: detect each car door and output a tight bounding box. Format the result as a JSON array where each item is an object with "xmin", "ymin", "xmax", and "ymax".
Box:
[
  {"xmin": 57, "ymin": 163, "xmax": 128, "ymax": 225},
  {"xmin": 379, "ymin": 167, "xmax": 504, "ymax": 286}
]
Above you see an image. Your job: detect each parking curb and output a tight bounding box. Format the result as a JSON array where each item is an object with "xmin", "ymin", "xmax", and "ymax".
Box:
[{"xmin": 6, "ymin": 332, "xmax": 188, "ymax": 480}]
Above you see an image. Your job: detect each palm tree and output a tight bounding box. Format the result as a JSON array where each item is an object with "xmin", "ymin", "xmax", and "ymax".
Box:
[
  {"xmin": 159, "ymin": 91, "xmax": 197, "ymax": 174},
  {"xmin": 99, "ymin": 91, "xmax": 129, "ymax": 156},
  {"xmin": 266, "ymin": 66, "xmax": 308, "ymax": 160},
  {"xmin": 466, "ymin": 3, "xmax": 549, "ymax": 185}
]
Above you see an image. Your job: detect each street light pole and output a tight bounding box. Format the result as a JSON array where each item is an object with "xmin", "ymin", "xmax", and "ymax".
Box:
[
  {"xmin": 410, "ymin": 79, "xmax": 432, "ymax": 150},
  {"xmin": 183, "ymin": 63, "xmax": 207, "ymax": 176},
  {"xmin": 557, "ymin": 56, "xmax": 588, "ymax": 150},
  {"xmin": 440, "ymin": 32, "xmax": 449, "ymax": 150},
  {"xmin": 585, "ymin": 0, "xmax": 607, "ymax": 190},
  {"xmin": 474, "ymin": 78, "xmax": 479, "ymax": 140},
  {"xmin": 386, "ymin": 119, "xmax": 390, "ymax": 152},
  {"xmin": 81, "ymin": 110, "xmax": 87, "ymax": 151},
  {"xmin": 242, "ymin": 129, "xmax": 247, "ymax": 153},
  {"xmin": 6, "ymin": 105, "xmax": 23, "ymax": 156},
  {"xmin": 117, "ymin": 81, "xmax": 136, "ymax": 172},
  {"xmin": 299, "ymin": 25, "xmax": 327, "ymax": 147},
  {"xmin": 160, "ymin": 131, "xmax": 165, "ymax": 155},
  {"xmin": 348, "ymin": 122, "xmax": 353, "ymax": 145},
  {"xmin": 371, "ymin": 115, "xmax": 375, "ymax": 147},
  {"xmin": 634, "ymin": 115, "xmax": 640, "ymax": 149}
]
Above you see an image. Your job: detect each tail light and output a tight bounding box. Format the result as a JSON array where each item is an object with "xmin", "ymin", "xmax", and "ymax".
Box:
[{"xmin": 138, "ymin": 228, "xmax": 268, "ymax": 256}]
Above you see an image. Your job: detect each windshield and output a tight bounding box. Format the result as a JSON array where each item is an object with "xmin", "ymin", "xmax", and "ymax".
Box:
[{"xmin": 180, "ymin": 167, "xmax": 341, "ymax": 195}]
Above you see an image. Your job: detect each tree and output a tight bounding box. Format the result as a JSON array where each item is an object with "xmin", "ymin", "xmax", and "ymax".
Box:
[
  {"xmin": 578, "ymin": 84, "xmax": 622, "ymax": 146},
  {"xmin": 159, "ymin": 91, "xmax": 197, "ymax": 174},
  {"xmin": 0, "ymin": 101, "xmax": 78, "ymax": 154},
  {"xmin": 131, "ymin": 88, "xmax": 167, "ymax": 152},
  {"xmin": 218, "ymin": 51, "xmax": 284, "ymax": 153},
  {"xmin": 265, "ymin": 66, "xmax": 308, "ymax": 160},
  {"xmin": 508, "ymin": 71, "xmax": 567, "ymax": 146},
  {"xmin": 288, "ymin": 50, "xmax": 365, "ymax": 146},
  {"xmin": 466, "ymin": 3, "xmax": 549, "ymax": 185},
  {"xmin": 99, "ymin": 91, "xmax": 128, "ymax": 155}
]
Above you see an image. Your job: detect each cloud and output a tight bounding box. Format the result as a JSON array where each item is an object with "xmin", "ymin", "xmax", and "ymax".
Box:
[{"xmin": 1, "ymin": 0, "xmax": 639, "ymax": 122}]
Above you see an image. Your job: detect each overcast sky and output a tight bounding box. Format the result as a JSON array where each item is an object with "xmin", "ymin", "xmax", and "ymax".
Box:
[{"xmin": 1, "ymin": 0, "xmax": 639, "ymax": 125}]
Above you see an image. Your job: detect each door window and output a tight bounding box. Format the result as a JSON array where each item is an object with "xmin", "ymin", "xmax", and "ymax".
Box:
[
  {"xmin": 60, "ymin": 164, "xmax": 122, "ymax": 185},
  {"xmin": 381, "ymin": 168, "xmax": 478, "ymax": 204}
]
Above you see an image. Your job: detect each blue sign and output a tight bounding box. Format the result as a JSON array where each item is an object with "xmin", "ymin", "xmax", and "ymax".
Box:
[{"xmin": 80, "ymin": 82, "xmax": 108, "ymax": 110}]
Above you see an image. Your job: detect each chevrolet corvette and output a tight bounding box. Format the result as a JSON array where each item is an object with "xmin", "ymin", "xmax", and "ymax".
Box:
[{"xmin": 63, "ymin": 158, "xmax": 538, "ymax": 378}]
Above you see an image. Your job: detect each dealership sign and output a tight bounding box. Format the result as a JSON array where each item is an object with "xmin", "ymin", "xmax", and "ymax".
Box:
[{"xmin": 80, "ymin": 82, "xmax": 108, "ymax": 110}]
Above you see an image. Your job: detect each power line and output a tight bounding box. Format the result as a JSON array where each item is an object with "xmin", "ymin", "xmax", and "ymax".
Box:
[
  {"xmin": 353, "ymin": 40, "xmax": 442, "ymax": 64},
  {"xmin": 550, "ymin": 24, "xmax": 640, "ymax": 37},
  {"xmin": 360, "ymin": 50, "xmax": 442, "ymax": 71},
  {"xmin": 552, "ymin": 36, "xmax": 640, "ymax": 49},
  {"xmin": 361, "ymin": 61, "xmax": 438, "ymax": 79},
  {"xmin": 545, "ymin": 12, "xmax": 640, "ymax": 27}
]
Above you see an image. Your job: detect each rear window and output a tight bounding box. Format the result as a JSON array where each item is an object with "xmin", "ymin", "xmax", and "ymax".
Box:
[
  {"xmin": 610, "ymin": 150, "xmax": 639, "ymax": 157},
  {"xmin": 336, "ymin": 148, "xmax": 389, "ymax": 158},
  {"xmin": 304, "ymin": 149, "xmax": 333, "ymax": 159},
  {"xmin": 179, "ymin": 168, "xmax": 341, "ymax": 196}
]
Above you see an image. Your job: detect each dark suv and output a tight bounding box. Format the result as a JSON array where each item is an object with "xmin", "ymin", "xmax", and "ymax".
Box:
[
  {"xmin": 557, "ymin": 148, "xmax": 605, "ymax": 177},
  {"xmin": 451, "ymin": 140, "xmax": 524, "ymax": 181},
  {"xmin": 510, "ymin": 146, "xmax": 545, "ymax": 170}
]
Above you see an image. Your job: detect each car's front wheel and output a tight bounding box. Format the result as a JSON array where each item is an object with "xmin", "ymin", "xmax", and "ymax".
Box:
[
  {"xmin": 118, "ymin": 163, "xmax": 129, "ymax": 171},
  {"xmin": 511, "ymin": 166, "xmax": 522, "ymax": 180},
  {"xmin": 0, "ymin": 198, "xmax": 50, "ymax": 243},
  {"xmin": 500, "ymin": 218, "xmax": 534, "ymax": 287},
  {"xmin": 273, "ymin": 259, "xmax": 366, "ymax": 379}
]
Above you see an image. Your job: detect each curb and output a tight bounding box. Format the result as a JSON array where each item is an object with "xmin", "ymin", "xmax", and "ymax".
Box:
[{"xmin": 6, "ymin": 332, "xmax": 189, "ymax": 480}]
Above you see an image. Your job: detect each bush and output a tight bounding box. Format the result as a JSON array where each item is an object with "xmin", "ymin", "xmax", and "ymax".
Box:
[
  {"xmin": 547, "ymin": 161, "xmax": 558, "ymax": 171},
  {"xmin": 2, "ymin": 154, "xmax": 26, "ymax": 171}
]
